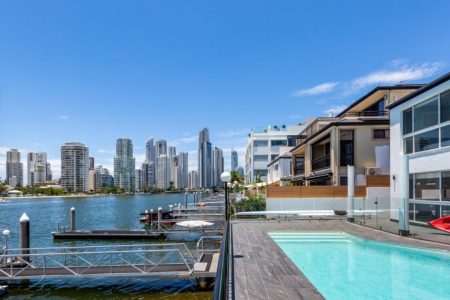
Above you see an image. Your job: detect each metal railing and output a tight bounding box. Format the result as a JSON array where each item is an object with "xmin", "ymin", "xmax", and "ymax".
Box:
[
  {"xmin": 213, "ymin": 221, "xmax": 234, "ymax": 300},
  {"xmin": 312, "ymin": 155, "xmax": 330, "ymax": 171},
  {"xmin": 0, "ymin": 243, "xmax": 196, "ymax": 279}
]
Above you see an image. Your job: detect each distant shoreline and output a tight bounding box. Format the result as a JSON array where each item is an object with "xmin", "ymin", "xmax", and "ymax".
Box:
[{"xmin": 2, "ymin": 192, "xmax": 184, "ymax": 200}]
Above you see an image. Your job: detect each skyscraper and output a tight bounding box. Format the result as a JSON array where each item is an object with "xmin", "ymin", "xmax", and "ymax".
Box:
[
  {"xmin": 135, "ymin": 169, "xmax": 145, "ymax": 192},
  {"xmin": 231, "ymin": 150, "xmax": 238, "ymax": 171},
  {"xmin": 114, "ymin": 138, "xmax": 135, "ymax": 193},
  {"xmin": 27, "ymin": 152, "xmax": 47, "ymax": 187},
  {"xmin": 141, "ymin": 160, "xmax": 154, "ymax": 191},
  {"xmin": 155, "ymin": 139, "xmax": 167, "ymax": 156},
  {"xmin": 156, "ymin": 154, "xmax": 169, "ymax": 190},
  {"xmin": 46, "ymin": 163, "xmax": 52, "ymax": 181},
  {"xmin": 61, "ymin": 142, "xmax": 89, "ymax": 192},
  {"xmin": 198, "ymin": 128, "xmax": 212, "ymax": 188},
  {"xmin": 178, "ymin": 152, "xmax": 189, "ymax": 189},
  {"xmin": 212, "ymin": 147, "xmax": 224, "ymax": 187},
  {"xmin": 145, "ymin": 138, "xmax": 156, "ymax": 186},
  {"xmin": 188, "ymin": 170, "xmax": 199, "ymax": 190},
  {"xmin": 168, "ymin": 146, "xmax": 177, "ymax": 184},
  {"xmin": 89, "ymin": 157, "xmax": 95, "ymax": 170},
  {"xmin": 6, "ymin": 149, "xmax": 23, "ymax": 187}
]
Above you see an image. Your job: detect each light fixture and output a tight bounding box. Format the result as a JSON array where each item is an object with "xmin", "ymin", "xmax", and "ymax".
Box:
[{"xmin": 221, "ymin": 172, "xmax": 231, "ymax": 183}]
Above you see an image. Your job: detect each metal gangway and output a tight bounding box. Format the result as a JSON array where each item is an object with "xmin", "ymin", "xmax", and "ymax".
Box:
[{"xmin": 0, "ymin": 243, "xmax": 219, "ymax": 280}]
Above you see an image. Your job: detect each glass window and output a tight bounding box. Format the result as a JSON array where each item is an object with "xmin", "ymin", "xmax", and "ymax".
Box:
[
  {"xmin": 414, "ymin": 129, "xmax": 439, "ymax": 152},
  {"xmin": 409, "ymin": 174, "xmax": 414, "ymax": 199},
  {"xmin": 414, "ymin": 203, "xmax": 440, "ymax": 223},
  {"xmin": 441, "ymin": 89, "xmax": 450, "ymax": 123},
  {"xmin": 441, "ymin": 125, "xmax": 450, "ymax": 148},
  {"xmin": 373, "ymin": 129, "xmax": 389, "ymax": 139},
  {"xmin": 414, "ymin": 97, "xmax": 438, "ymax": 131},
  {"xmin": 403, "ymin": 108, "xmax": 413, "ymax": 135},
  {"xmin": 442, "ymin": 171, "xmax": 450, "ymax": 201},
  {"xmin": 340, "ymin": 130, "xmax": 354, "ymax": 166},
  {"xmin": 443, "ymin": 206, "xmax": 450, "ymax": 217},
  {"xmin": 415, "ymin": 172, "xmax": 440, "ymax": 200},
  {"xmin": 287, "ymin": 136, "xmax": 297, "ymax": 147},
  {"xmin": 340, "ymin": 176, "xmax": 348, "ymax": 186},
  {"xmin": 403, "ymin": 137, "xmax": 414, "ymax": 154},
  {"xmin": 253, "ymin": 155, "xmax": 268, "ymax": 162},
  {"xmin": 271, "ymin": 140, "xmax": 287, "ymax": 146},
  {"xmin": 409, "ymin": 203, "xmax": 415, "ymax": 220},
  {"xmin": 253, "ymin": 140, "xmax": 268, "ymax": 147},
  {"xmin": 271, "ymin": 154, "xmax": 278, "ymax": 161}
]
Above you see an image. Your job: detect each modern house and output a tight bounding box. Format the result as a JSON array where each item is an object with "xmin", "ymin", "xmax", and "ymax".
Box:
[
  {"xmin": 267, "ymin": 147, "xmax": 293, "ymax": 186},
  {"xmin": 290, "ymin": 85, "xmax": 422, "ymax": 187},
  {"xmin": 245, "ymin": 124, "xmax": 304, "ymax": 183},
  {"xmin": 388, "ymin": 72, "xmax": 450, "ymax": 224}
]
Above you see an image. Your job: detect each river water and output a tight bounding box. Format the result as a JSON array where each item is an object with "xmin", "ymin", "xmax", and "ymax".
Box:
[{"xmin": 0, "ymin": 194, "xmax": 214, "ymax": 299}]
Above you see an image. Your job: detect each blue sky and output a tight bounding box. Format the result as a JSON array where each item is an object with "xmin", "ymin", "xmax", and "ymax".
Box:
[{"xmin": 1, "ymin": 0, "xmax": 449, "ymax": 181}]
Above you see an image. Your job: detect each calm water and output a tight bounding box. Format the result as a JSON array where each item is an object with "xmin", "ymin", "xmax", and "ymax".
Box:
[
  {"xmin": 0, "ymin": 194, "xmax": 214, "ymax": 299},
  {"xmin": 270, "ymin": 232, "xmax": 450, "ymax": 300}
]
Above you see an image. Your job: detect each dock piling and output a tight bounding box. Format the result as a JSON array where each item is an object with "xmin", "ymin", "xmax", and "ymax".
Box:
[
  {"xmin": 19, "ymin": 213, "xmax": 30, "ymax": 262},
  {"xmin": 70, "ymin": 207, "xmax": 76, "ymax": 231},
  {"xmin": 184, "ymin": 192, "xmax": 188, "ymax": 209},
  {"xmin": 157, "ymin": 207, "xmax": 162, "ymax": 230}
]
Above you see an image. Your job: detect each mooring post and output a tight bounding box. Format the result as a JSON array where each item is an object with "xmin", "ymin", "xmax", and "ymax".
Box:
[
  {"xmin": 157, "ymin": 207, "xmax": 162, "ymax": 230},
  {"xmin": 178, "ymin": 203, "xmax": 181, "ymax": 215},
  {"xmin": 70, "ymin": 207, "xmax": 76, "ymax": 231},
  {"xmin": 150, "ymin": 209, "xmax": 154, "ymax": 228},
  {"xmin": 20, "ymin": 213, "xmax": 30, "ymax": 262},
  {"xmin": 184, "ymin": 192, "xmax": 188, "ymax": 210},
  {"xmin": 169, "ymin": 204, "xmax": 173, "ymax": 212}
]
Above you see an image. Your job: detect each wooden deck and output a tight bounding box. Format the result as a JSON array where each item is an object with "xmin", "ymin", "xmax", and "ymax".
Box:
[{"xmin": 232, "ymin": 220, "xmax": 450, "ymax": 300}]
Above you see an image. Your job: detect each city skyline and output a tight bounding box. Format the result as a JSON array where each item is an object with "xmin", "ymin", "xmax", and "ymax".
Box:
[{"xmin": 2, "ymin": 1, "xmax": 450, "ymax": 183}]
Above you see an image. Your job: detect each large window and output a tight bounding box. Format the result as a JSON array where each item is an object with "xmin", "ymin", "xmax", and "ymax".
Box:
[
  {"xmin": 414, "ymin": 129, "xmax": 439, "ymax": 152},
  {"xmin": 340, "ymin": 130, "xmax": 354, "ymax": 166},
  {"xmin": 373, "ymin": 129, "xmax": 390, "ymax": 139},
  {"xmin": 403, "ymin": 108, "xmax": 413, "ymax": 135},
  {"xmin": 294, "ymin": 156, "xmax": 305, "ymax": 175},
  {"xmin": 414, "ymin": 97, "xmax": 439, "ymax": 131},
  {"xmin": 441, "ymin": 90, "xmax": 450, "ymax": 123},
  {"xmin": 271, "ymin": 140, "xmax": 287, "ymax": 146},
  {"xmin": 415, "ymin": 172, "xmax": 440, "ymax": 200},
  {"xmin": 410, "ymin": 171, "xmax": 450, "ymax": 223},
  {"xmin": 402, "ymin": 89, "xmax": 450, "ymax": 154}
]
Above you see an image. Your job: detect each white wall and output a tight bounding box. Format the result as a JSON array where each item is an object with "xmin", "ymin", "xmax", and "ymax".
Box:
[{"xmin": 390, "ymin": 79, "xmax": 450, "ymax": 219}]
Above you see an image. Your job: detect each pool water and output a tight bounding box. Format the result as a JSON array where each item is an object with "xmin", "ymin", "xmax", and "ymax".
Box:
[{"xmin": 270, "ymin": 232, "xmax": 450, "ymax": 300}]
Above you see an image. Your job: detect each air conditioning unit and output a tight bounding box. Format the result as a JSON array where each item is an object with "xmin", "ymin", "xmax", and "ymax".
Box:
[{"xmin": 365, "ymin": 167, "xmax": 381, "ymax": 176}]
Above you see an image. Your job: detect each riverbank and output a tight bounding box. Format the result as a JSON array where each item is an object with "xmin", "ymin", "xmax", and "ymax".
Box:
[{"xmin": 2, "ymin": 192, "xmax": 183, "ymax": 200}]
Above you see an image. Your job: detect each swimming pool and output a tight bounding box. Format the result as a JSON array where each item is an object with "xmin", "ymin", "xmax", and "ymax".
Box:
[{"xmin": 269, "ymin": 232, "xmax": 450, "ymax": 300}]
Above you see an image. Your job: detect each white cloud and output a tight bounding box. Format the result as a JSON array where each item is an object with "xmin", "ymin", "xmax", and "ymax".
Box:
[
  {"xmin": 58, "ymin": 115, "xmax": 69, "ymax": 120},
  {"xmin": 97, "ymin": 149, "xmax": 114, "ymax": 154},
  {"xmin": 292, "ymin": 82, "xmax": 339, "ymax": 97},
  {"xmin": 350, "ymin": 62, "xmax": 442, "ymax": 92},
  {"xmin": 215, "ymin": 129, "xmax": 250, "ymax": 138},
  {"xmin": 169, "ymin": 135, "xmax": 197, "ymax": 147},
  {"xmin": 324, "ymin": 105, "xmax": 347, "ymax": 116}
]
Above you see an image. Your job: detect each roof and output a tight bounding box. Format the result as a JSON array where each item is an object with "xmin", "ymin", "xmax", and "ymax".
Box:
[
  {"xmin": 387, "ymin": 72, "xmax": 450, "ymax": 109},
  {"xmin": 336, "ymin": 84, "xmax": 424, "ymax": 117}
]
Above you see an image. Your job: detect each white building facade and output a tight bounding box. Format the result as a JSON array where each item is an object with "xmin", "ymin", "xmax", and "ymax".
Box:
[
  {"xmin": 267, "ymin": 147, "xmax": 293, "ymax": 186},
  {"xmin": 245, "ymin": 125, "xmax": 304, "ymax": 183},
  {"xmin": 389, "ymin": 72, "xmax": 450, "ymax": 224},
  {"xmin": 61, "ymin": 142, "xmax": 89, "ymax": 193},
  {"xmin": 27, "ymin": 152, "xmax": 48, "ymax": 187}
]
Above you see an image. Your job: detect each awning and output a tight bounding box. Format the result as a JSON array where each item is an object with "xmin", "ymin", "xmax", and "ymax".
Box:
[{"xmin": 305, "ymin": 172, "xmax": 333, "ymax": 181}]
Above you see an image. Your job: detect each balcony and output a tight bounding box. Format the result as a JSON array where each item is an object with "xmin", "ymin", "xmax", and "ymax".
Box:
[
  {"xmin": 341, "ymin": 110, "xmax": 389, "ymax": 119},
  {"xmin": 294, "ymin": 164, "xmax": 305, "ymax": 176},
  {"xmin": 312, "ymin": 155, "xmax": 330, "ymax": 171}
]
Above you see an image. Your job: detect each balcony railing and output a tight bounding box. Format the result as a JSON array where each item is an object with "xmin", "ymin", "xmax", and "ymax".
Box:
[
  {"xmin": 341, "ymin": 110, "xmax": 389, "ymax": 118},
  {"xmin": 294, "ymin": 164, "xmax": 305, "ymax": 176},
  {"xmin": 312, "ymin": 155, "xmax": 330, "ymax": 171}
]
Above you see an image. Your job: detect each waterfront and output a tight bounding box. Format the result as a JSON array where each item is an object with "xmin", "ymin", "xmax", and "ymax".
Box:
[{"xmin": 0, "ymin": 194, "xmax": 214, "ymax": 299}]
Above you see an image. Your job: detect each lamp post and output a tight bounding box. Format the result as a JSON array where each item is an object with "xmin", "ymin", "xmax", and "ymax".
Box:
[{"xmin": 221, "ymin": 172, "xmax": 231, "ymax": 221}]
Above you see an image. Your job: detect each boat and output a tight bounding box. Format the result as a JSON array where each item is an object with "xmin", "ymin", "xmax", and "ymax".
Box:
[
  {"xmin": 0, "ymin": 198, "xmax": 7, "ymax": 203},
  {"xmin": 428, "ymin": 216, "xmax": 450, "ymax": 233},
  {"xmin": 0, "ymin": 285, "xmax": 9, "ymax": 297}
]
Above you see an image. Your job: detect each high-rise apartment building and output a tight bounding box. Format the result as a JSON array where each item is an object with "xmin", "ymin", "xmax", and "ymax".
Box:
[
  {"xmin": 198, "ymin": 128, "xmax": 212, "ymax": 188},
  {"xmin": 145, "ymin": 138, "xmax": 156, "ymax": 186},
  {"xmin": 6, "ymin": 149, "xmax": 23, "ymax": 187},
  {"xmin": 178, "ymin": 152, "xmax": 189, "ymax": 189},
  {"xmin": 27, "ymin": 152, "xmax": 48, "ymax": 187},
  {"xmin": 168, "ymin": 146, "xmax": 177, "ymax": 184},
  {"xmin": 156, "ymin": 154, "xmax": 169, "ymax": 190},
  {"xmin": 61, "ymin": 142, "xmax": 89, "ymax": 192},
  {"xmin": 89, "ymin": 157, "xmax": 95, "ymax": 170},
  {"xmin": 155, "ymin": 139, "xmax": 167, "ymax": 156},
  {"xmin": 141, "ymin": 160, "xmax": 154, "ymax": 191},
  {"xmin": 135, "ymin": 169, "xmax": 145, "ymax": 192},
  {"xmin": 188, "ymin": 170, "xmax": 199, "ymax": 190},
  {"xmin": 212, "ymin": 147, "xmax": 224, "ymax": 187},
  {"xmin": 231, "ymin": 150, "xmax": 238, "ymax": 171},
  {"xmin": 114, "ymin": 138, "xmax": 136, "ymax": 193},
  {"xmin": 46, "ymin": 163, "xmax": 52, "ymax": 181}
]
